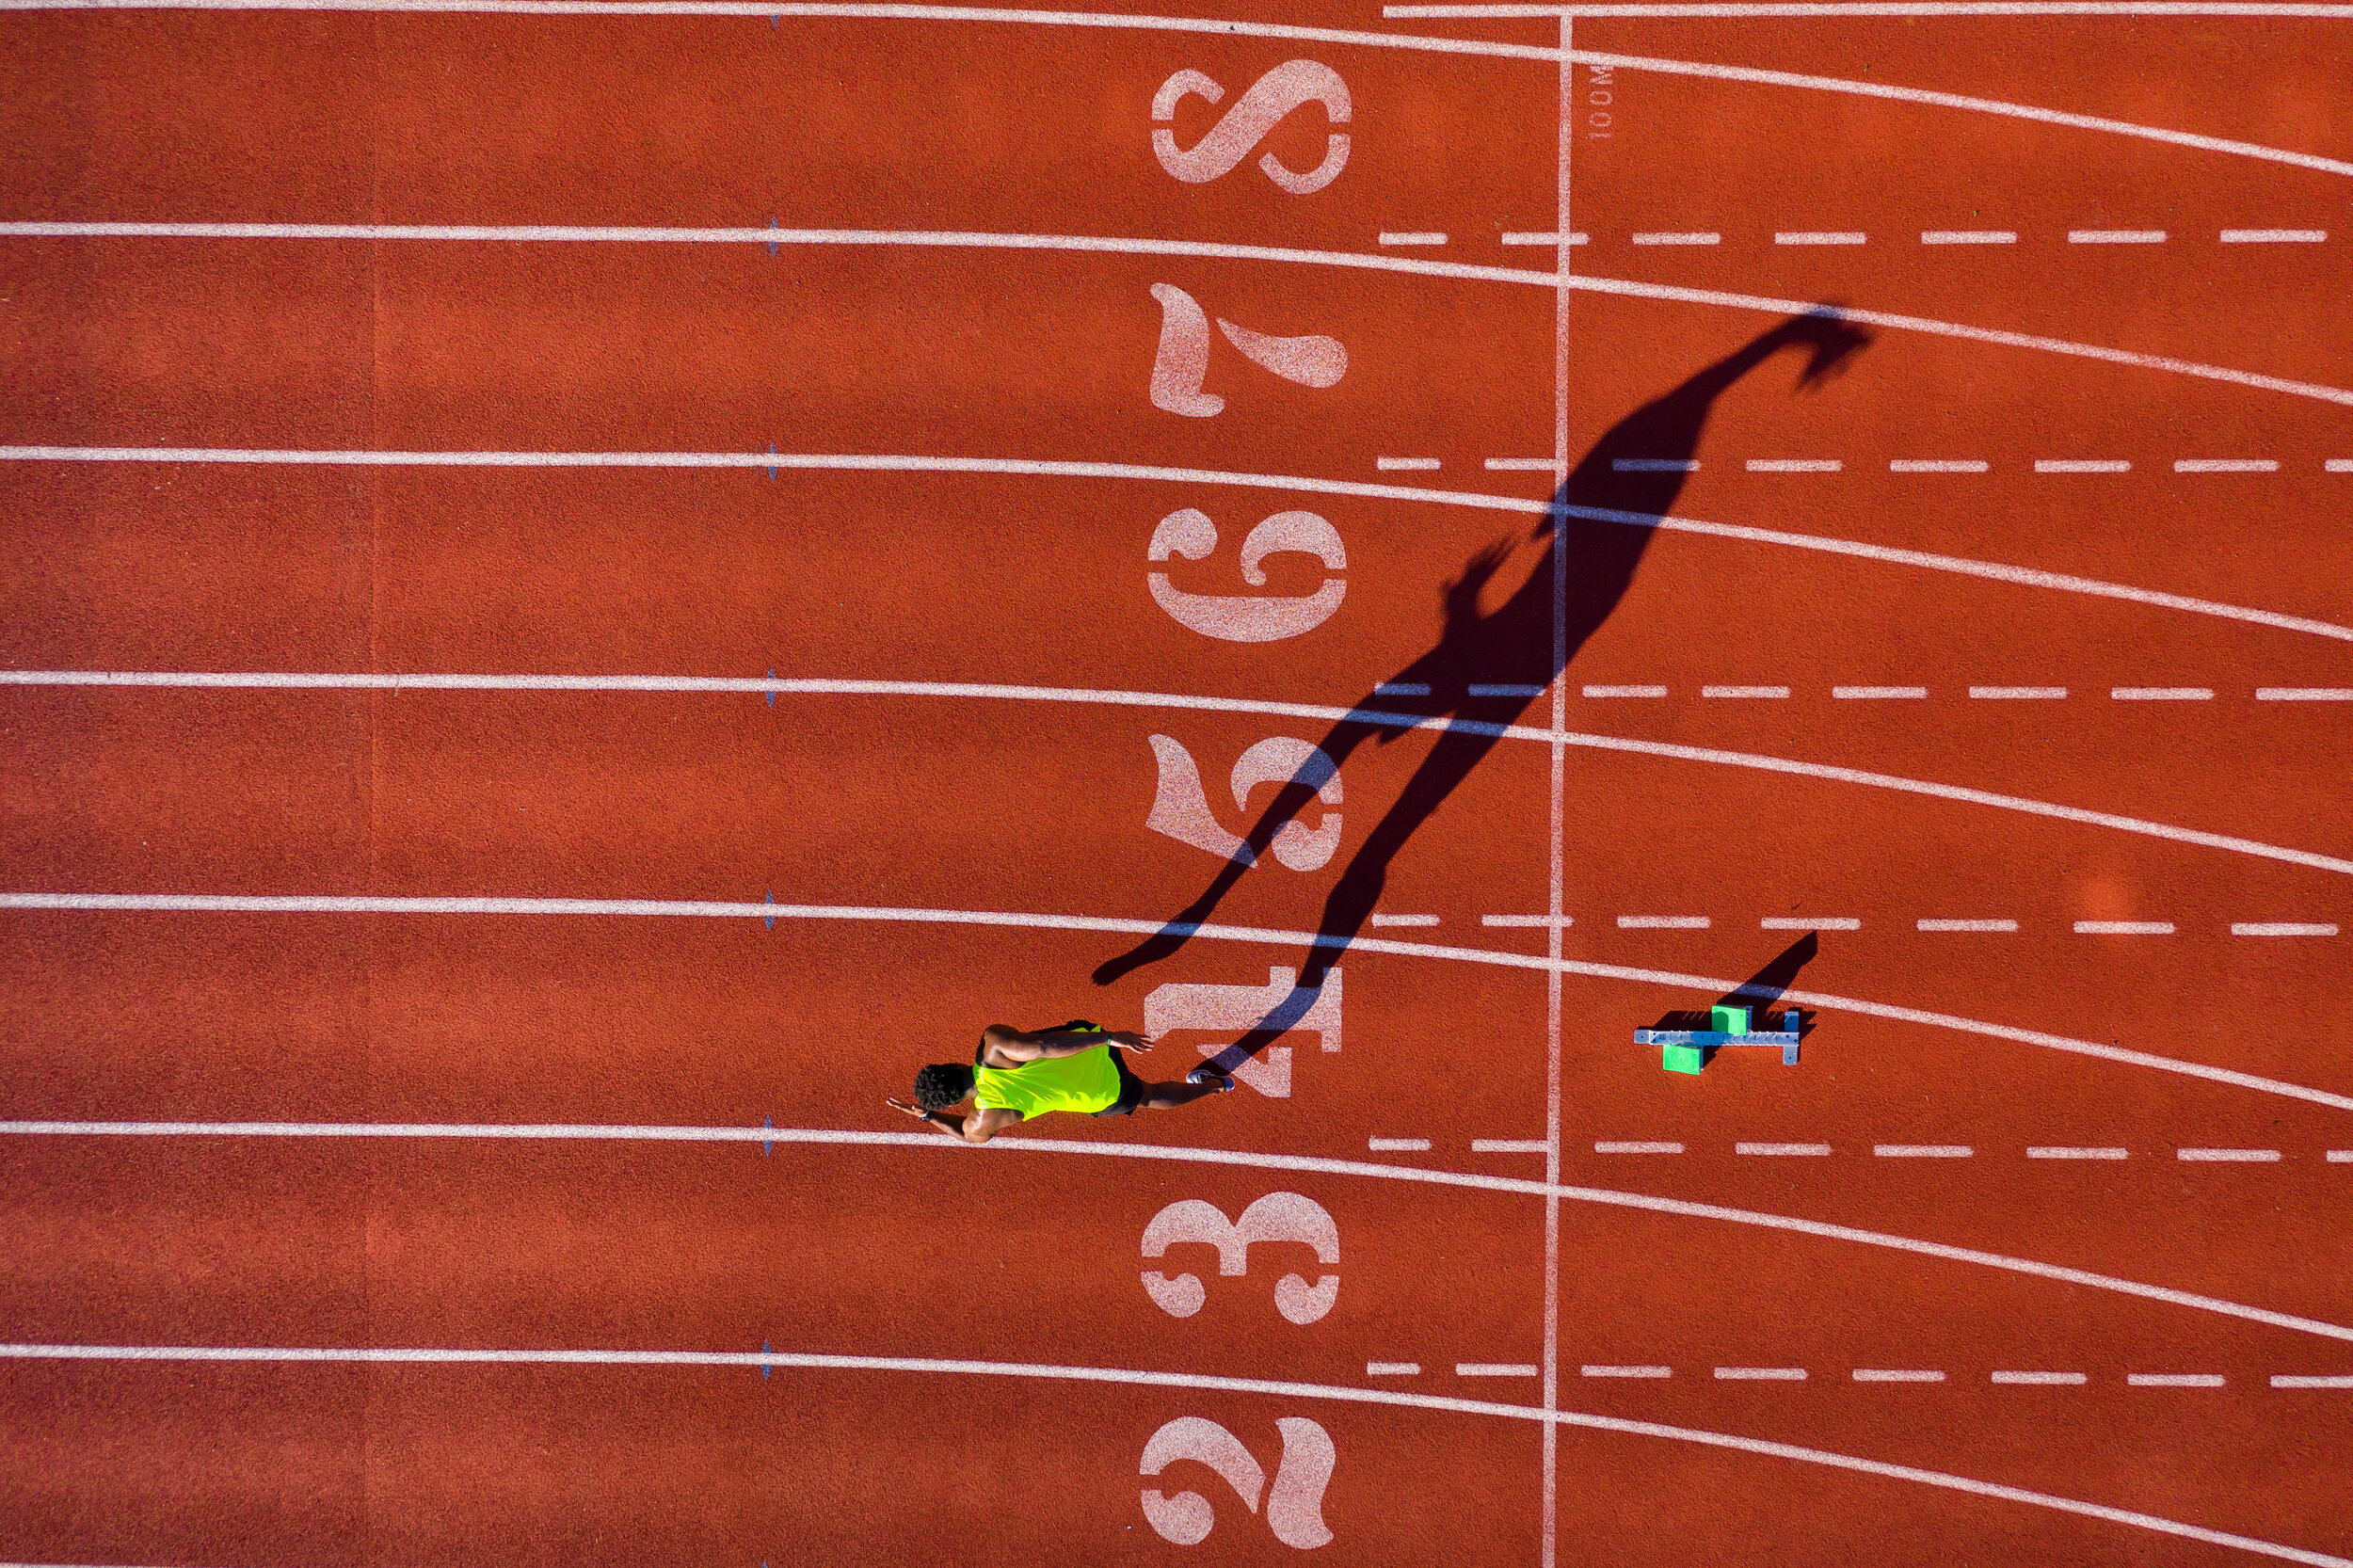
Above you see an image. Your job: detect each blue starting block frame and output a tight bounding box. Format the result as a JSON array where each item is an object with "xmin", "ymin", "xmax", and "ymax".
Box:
[{"xmin": 1636, "ymin": 1009, "xmax": 1802, "ymax": 1065}]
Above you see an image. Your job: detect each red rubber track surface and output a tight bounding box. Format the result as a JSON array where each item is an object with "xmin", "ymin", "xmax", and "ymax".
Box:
[{"xmin": 0, "ymin": 6, "xmax": 2348, "ymax": 1565}]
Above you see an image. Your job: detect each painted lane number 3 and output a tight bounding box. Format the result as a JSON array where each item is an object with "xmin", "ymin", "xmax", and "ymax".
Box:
[{"xmin": 1140, "ymin": 1191, "xmax": 1339, "ymax": 1323}]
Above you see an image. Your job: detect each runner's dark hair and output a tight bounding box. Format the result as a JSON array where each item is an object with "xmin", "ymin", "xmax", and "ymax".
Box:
[{"xmin": 913, "ymin": 1063, "xmax": 977, "ymax": 1112}]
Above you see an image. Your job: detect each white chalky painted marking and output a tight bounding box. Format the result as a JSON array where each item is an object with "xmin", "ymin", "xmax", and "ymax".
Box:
[
  {"xmin": 1459, "ymin": 1364, "xmax": 1541, "ymax": 1376},
  {"xmin": 1379, "ymin": 232, "xmax": 1448, "ymax": 246},
  {"xmin": 1761, "ymin": 917, "xmax": 1860, "ymax": 929},
  {"xmin": 1747, "ymin": 458, "xmax": 1842, "ymax": 472},
  {"xmin": 2070, "ymin": 230, "xmax": 2167, "ymax": 244},
  {"xmin": 1701, "ymin": 685, "xmax": 1790, "ymax": 697},
  {"xmin": 1853, "ymin": 1368, "xmax": 1946, "ymax": 1382},
  {"xmin": 1874, "ymin": 1145, "xmax": 1973, "ymax": 1158},
  {"xmin": 1486, "ymin": 456, "xmax": 1560, "ymax": 471},
  {"xmin": 1922, "ymin": 231, "xmax": 2018, "ymax": 245},
  {"xmin": 1834, "ymin": 686, "xmax": 1927, "ymax": 698},
  {"xmin": 1582, "ymin": 1365, "xmax": 1672, "ymax": 1377},
  {"xmin": 2256, "ymin": 689, "xmax": 2353, "ymax": 700},
  {"xmin": 1468, "ymin": 683, "xmax": 1547, "ymax": 696},
  {"xmin": 2174, "ymin": 458, "xmax": 2278, "ymax": 472},
  {"xmin": 1993, "ymin": 1370, "xmax": 2089, "ymax": 1384},
  {"xmin": 1369, "ymin": 1138, "xmax": 1433, "ymax": 1152},
  {"xmin": 1376, "ymin": 456, "xmax": 1441, "ymax": 471},
  {"xmin": 1473, "ymin": 1139, "xmax": 1549, "ymax": 1153},
  {"xmin": 1482, "ymin": 915, "xmax": 1576, "ymax": 927},
  {"xmin": 1631, "ymin": 232, "xmax": 1721, "ymax": 245},
  {"xmin": 1971, "ymin": 687, "xmax": 2068, "ymax": 698},
  {"xmin": 2221, "ymin": 229, "xmax": 2327, "ymax": 242},
  {"xmin": 2036, "ymin": 459, "xmax": 2132, "ymax": 472},
  {"xmin": 1737, "ymin": 1144, "xmax": 1833, "ymax": 1157},
  {"xmin": 2112, "ymin": 687, "xmax": 2212, "ymax": 700},
  {"xmin": 8, "ymin": 893, "xmax": 2350, "ymax": 1111},
  {"xmin": 1891, "ymin": 458, "xmax": 1992, "ymax": 472},
  {"xmin": 2232, "ymin": 923, "xmax": 2338, "ymax": 936},
  {"xmin": 1581, "ymin": 685, "xmax": 1667, "ymax": 697},
  {"xmin": 1374, "ymin": 682, "xmax": 1433, "ymax": 696},
  {"xmin": 1502, "ymin": 232, "xmax": 1592, "ymax": 245},
  {"xmin": 1367, "ymin": 1361, "xmax": 1422, "ymax": 1375},
  {"xmin": 2331, "ymin": 1151, "xmax": 2353, "ymax": 1163},
  {"xmin": 2028, "ymin": 1147, "xmax": 2130, "ymax": 1160},
  {"xmin": 2128, "ymin": 1373, "xmax": 2224, "ymax": 1386},
  {"xmin": 2178, "ymin": 1148, "xmax": 2281, "ymax": 1161},
  {"xmin": 1402, "ymin": 3, "xmax": 2353, "ymax": 16},
  {"xmin": 1612, "ymin": 457, "xmax": 1700, "ymax": 471},
  {"xmin": 1716, "ymin": 1367, "xmax": 1808, "ymax": 1380},
  {"xmin": 2272, "ymin": 1375, "xmax": 2353, "ymax": 1387},
  {"xmin": 1369, "ymin": 913, "xmax": 1441, "ymax": 927},
  {"xmin": 1594, "ymin": 1142, "xmax": 1685, "ymax": 1154},
  {"xmin": 1775, "ymin": 232, "xmax": 1866, "ymax": 245},
  {"xmin": 1918, "ymin": 920, "xmax": 2019, "ymax": 932},
  {"xmin": 2074, "ymin": 921, "xmax": 2176, "ymax": 935},
  {"xmin": 2329, "ymin": 460, "xmax": 2353, "ymax": 472},
  {"xmin": 1618, "ymin": 915, "xmax": 1710, "ymax": 929}
]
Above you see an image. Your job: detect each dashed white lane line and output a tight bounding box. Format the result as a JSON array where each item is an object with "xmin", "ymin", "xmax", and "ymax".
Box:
[
  {"xmin": 2233, "ymin": 923, "xmax": 2340, "ymax": 936},
  {"xmin": 2128, "ymin": 1372, "xmax": 2225, "ymax": 1387},
  {"xmin": 1582, "ymin": 1365, "xmax": 1672, "ymax": 1378},
  {"xmin": 1917, "ymin": 919, "xmax": 2018, "ymax": 933},
  {"xmin": 1593, "ymin": 1142, "xmax": 1685, "ymax": 1154},
  {"xmin": 2028, "ymin": 1147, "xmax": 2130, "ymax": 1160},
  {"xmin": 1737, "ymin": 1143, "xmax": 1833, "ymax": 1157},
  {"xmin": 2223, "ymin": 230, "xmax": 2328, "ymax": 243},
  {"xmin": 1500, "ymin": 232, "xmax": 1589, "ymax": 246},
  {"xmin": 2256, "ymin": 689, "xmax": 2353, "ymax": 701},
  {"xmin": 2333, "ymin": 1151, "xmax": 2353, "ymax": 1163},
  {"xmin": 2178, "ymin": 1147, "xmax": 2282, "ymax": 1161},
  {"xmin": 1833, "ymin": 686, "xmax": 1927, "ymax": 699},
  {"xmin": 1631, "ymin": 232, "xmax": 1721, "ymax": 245},
  {"xmin": 2175, "ymin": 458, "xmax": 2280, "ymax": 472},
  {"xmin": 1473, "ymin": 1139, "xmax": 1550, "ymax": 1154},
  {"xmin": 2035, "ymin": 458, "xmax": 2132, "ymax": 472},
  {"xmin": 2274, "ymin": 1374, "xmax": 2353, "ymax": 1387},
  {"xmin": 1890, "ymin": 458, "xmax": 1991, "ymax": 472},
  {"xmin": 1617, "ymin": 915, "xmax": 1709, "ymax": 929},
  {"xmin": 1746, "ymin": 457, "xmax": 1842, "ymax": 472},
  {"xmin": 1367, "ymin": 1361, "xmax": 1422, "ymax": 1376},
  {"xmin": 1373, "ymin": 680, "xmax": 1433, "ymax": 696},
  {"xmin": 1993, "ymin": 1370, "xmax": 2089, "ymax": 1384},
  {"xmin": 1369, "ymin": 1137, "xmax": 1433, "ymax": 1152},
  {"xmin": 1922, "ymin": 230, "xmax": 2017, "ymax": 245},
  {"xmin": 1853, "ymin": 1368, "xmax": 1946, "ymax": 1382},
  {"xmin": 2074, "ymin": 921, "xmax": 2176, "ymax": 935},
  {"xmin": 1482, "ymin": 914, "xmax": 1576, "ymax": 928},
  {"xmin": 1369, "ymin": 913, "xmax": 1442, "ymax": 927},
  {"xmin": 1762, "ymin": 917, "xmax": 1861, "ymax": 929},
  {"xmin": 1581, "ymin": 684, "xmax": 1667, "ymax": 697},
  {"xmin": 1485, "ymin": 456, "xmax": 1558, "ymax": 471},
  {"xmin": 1376, "ymin": 456, "xmax": 1442, "ymax": 471},
  {"xmin": 1971, "ymin": 686, "xmax": 2068, "ymax": 699},
  {"xmin": 1716, "ymin": 1367, "xmax": 1808, "ymax": 1380},
  {"xmin": 1459, "ymin": 1363, "xmax": 1541, "ymax": 1377},
  {"xmin": 1776, "ymin": 232, "xmax": 1866, "ymax": 245},
  {"xmin": 1468, "ymin": 682, "xmax": 1547, "ymax": 697},
  {"xmin": 1700, "ymin": 685, "xmax": 1789, "ymax": 698},
  {"xmin": 2070, "ymin": 230, "xmax": 2168, "ymax": 244},
  {"xmin": 1611, "ymin": 457, "xmax": 1700, "ymax": 471},
  {"xmin": 1379, "ymin": 232, "xmax": 1449, "ymax": 246},
  {"xmin": 1873, "ymin": 1145, "xmax": 1973, "ymax": 1158},
  {"xmin": 2112, "ymin": 687, "xmax": 2214, "ymax": 700}
]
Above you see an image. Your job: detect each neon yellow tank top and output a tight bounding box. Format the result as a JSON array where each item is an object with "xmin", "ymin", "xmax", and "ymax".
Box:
[{"xmin": 973, "ymin": 1044, "xmax": 1121, "ymax": 1117}]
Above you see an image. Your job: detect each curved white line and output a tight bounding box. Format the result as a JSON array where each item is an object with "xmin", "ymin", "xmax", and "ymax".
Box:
[
  {"xmin": 1397, "ymin": 1, "xmax": 2353, "ymax": 12},
  {"xmin": 1, "ymin": 449, "xmax": 2344, "ymax": 643},
  {"xmin": 0, "ymin": 1341, "xmax": 2344, "ymax": 1563},
  {"xmin": 4, "ymin": 896, "xmax": 2347, "ymax": 1112},
  {"xmin": 7, "ymin": 670, "xmax": 2349, "ymax": 877},
  {"xmin": 5, "ymin": 1122, "xmax": 2351, "ymax": 1340},
  {"xmin": 3, "ymin": 228, "xmax": 2348, "ymax": 408},
  {"xmin": 5, "ymin": 0, "xmax": 2351, "ymax": 184}
]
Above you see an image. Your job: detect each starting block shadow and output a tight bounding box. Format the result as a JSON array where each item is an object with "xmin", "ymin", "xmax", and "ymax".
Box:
[{"xmin": 1635, "ymin": 1005, "xmax": 1806, "ymax": 1074}]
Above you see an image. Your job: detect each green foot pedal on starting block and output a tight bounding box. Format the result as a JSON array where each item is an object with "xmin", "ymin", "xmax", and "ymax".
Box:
[
  {"xmin": 1634, "ymin": 1007, "xmax": 1802, "ymax": 1072},
  {"xmin": 1709, "ymin": 1004, "xmax": 1751, "ymax": 1035},
  {"xmin": 1660, "ymin": 1043, "xmax": 1705, "ymax": 1074}
]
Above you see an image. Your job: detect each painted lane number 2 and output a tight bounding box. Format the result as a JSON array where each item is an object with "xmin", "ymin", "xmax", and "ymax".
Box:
[{"xmin": 1142, "ymin": 1415, "xmax": 1337, "ymax": 1548}]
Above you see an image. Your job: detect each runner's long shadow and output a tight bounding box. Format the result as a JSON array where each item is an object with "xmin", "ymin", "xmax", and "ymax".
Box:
[{"xmin": 1093, "ymin": 312, "xmax": 1873, "ymax": 1064}]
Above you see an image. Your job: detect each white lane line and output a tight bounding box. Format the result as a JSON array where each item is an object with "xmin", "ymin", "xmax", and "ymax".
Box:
[
  {"xmin": 2255, "ymin": 689, "xmax": 2353, "ymax": 701},
  {"xmin": 1582, "ymin": 1365, "xmax": 1671, "ymax": 1377},
  {"xmin": 1460, "ymin": 1363, "xmax": 1542, "ymax": 1376},
  {"xmin": 1474, "ymin": 1139, "xmax": 1550, "ymax": 1153},
  {"xmin": 1834, "ymin": 686, "xmax": 1927, "ymax": 698},
  {"xmin": 2273, "ymin": 1375, "xmax": 2353, "ymax": 1387},
  {"xmin": 1971, "ymin": 686, "xmax": 2068, "ymax": 698},
  {"xmin": 2036, "ymin": 458, "xmax": 2132, "ymax": 472},
  {"xmin": 1502, "ymin": 231, "xmax": 1591, "ymax": 245},
  {"xmin": 1853, "ymin": 1368, "xmax": 1946, "ymax": 1382},
  {"xmin": 1737, "ymin": 1143, "xmax": 1833, "ymax": 1157},
  {"xmin": 2175, "ymin": 458, "xmax": 2279, "ymax": 472},
  {"xmin": 1701, "ymin": 685, "xmax": 1790, "ymax": 697},
  {"xmin": 1369, "ymin": 913, "xmax": 1441, "ymax": 927},
  {"xmin": 1775, "ymin": 232, "xmax": 1866, "ymax": 245},
  {"xmin": 1993, "ymin": 1370, "xmax": 2089, "ymax": 1384},
  {"xmin": 2113, "ymin": 687, "xmax": 2214, "ymax": 700},
  {"xmin": 9, "ymin": 889, "xmax": 2352, "ymax": 1112},
  {"xmin": 1406, "ymin": 2, "xmax": 2353, "ymax": 15},
  {"xmin": 1468, "ymin": 682, "xmax": 1547, "ymax": 696},
  {"xmin": 1874, "ymin": 1145, "xmax": 1974, "ymax": 1158},
  {"xmin": 2178, "ymin": 1147, "xmax": 2282, "ymax": 1161},
  {"xmin": 2332, "ymin": 1151, "xmax": 2353, "ymax": 1163},
  {"xmin": 4, "ymin": 1342, "xmax": 2345, "ymax": 1568},
  {"xmin": 1380, "ymin": 232, "xmax": 1448, "ymax": 246},
  {"xmin": 1483, "ymin": 914, "xmax": 1576, "ymax": 927},
  {"xmin": 1368, "ymin": 1361, "xmax": 1422, "ymax": 1375},
  {"xmin": 16, "ymin": 1121, "xmax": 2353, "ymax": 1344},
  {"xmin": 2233, "ymin": 923, "xmax": 2339, "ymax": 936},
  {"xmin": 1747, "ymin": 458, "xmax": 1842, "ymax": 472},
  {"xmin": 2128, "ymin": 1372, "xmax": 2225, "ymax": 1386},
  {"xmin": 1631, "ymin": 232, "xmax": 1721, "ymax": 245},
  {"xmin": 1716, "ymin": 1367, "xmax": 1808, "ymax": 1380},
  {"xmin": 1761, "ymin": 917, "xmax": 1861, "ymax": 929},
  {"xmin": 1917, "ymin": 919, "xmax": 2019, "ymax": 932},
  {"xmin": 1487, "ymin": 456, "xmax": 1560, "ymax": 471},
  {"xmin": 1618, "ymin": 915, "xmax": 1710, "ymax": 928},
  {"xmin": 2330, "ymin": 460, "xmax": 2353, "ymax": 472},
  {"xmin": 2222, "ymin": 229, "xmax": 2328, "ymax": 242},
  {"xmin": 1370, "ymin": 1137, "xmax": 1433, "ymax": 1152},
  {"xmin": 8, "ymin": 450, "xmax": 2345, "ymax": 648},
  {"xmin": 1594, "ymin": 1142, "xmax": 1685, "ymax": 1154},
  {"xmin": 1922, "ymin": 231, "xmax": 2018, "ymax": 245},
  {"xmin": 1374, "ymin": 681, "xmax": 1433, "ymax": 696},
  {"xmin": 1612, "ymin": 457, "xmax": 1700, "ymax": 471},
  {"xmin": 2070, "ymin": 230, "xmax": 2168, "ymax": 244},
  {"xmin": 1891, "ymin": 458, "xmax": 1992, "ymax": 472},
  {"xmin": 1581, "ymin": 684, "xmax": 1667, "ymax": 697},
  {"xmin": 2028, "ymin": 1146, "xmax": 2130, "ymax": 1160},
  {"xmin": 2074, "ymin": 921, "xmax": 2176, "ymax": 935},
  {"xmin": 1377, "ymin": 456, "xmax": 1441, "ymax": 471}
]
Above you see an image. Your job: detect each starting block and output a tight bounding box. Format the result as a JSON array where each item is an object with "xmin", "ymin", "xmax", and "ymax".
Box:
[{"xmin": 1635, "ymin": 1006, "xmax": 1802, "ymax": 1073}]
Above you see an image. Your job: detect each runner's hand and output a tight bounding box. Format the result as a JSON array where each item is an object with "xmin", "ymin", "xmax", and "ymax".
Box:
[
  {"xmin": 1106, "ymin": 1031, "xmax": 1154, "ymax": 1052},
  {"xmin": 885, "ymin": 1096, "xmax": 930, "ymax": 1120}
]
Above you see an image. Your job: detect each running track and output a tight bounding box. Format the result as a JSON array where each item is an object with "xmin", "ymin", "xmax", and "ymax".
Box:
[{"xmin": 0, "ymin": 5, "xmax": 2347, "ymax": 1564}]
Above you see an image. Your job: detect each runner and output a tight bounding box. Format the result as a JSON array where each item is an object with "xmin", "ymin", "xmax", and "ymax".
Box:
[{"xmin": 886, "ymin": 1020, "xmax": 1234, "ymax": 1144}]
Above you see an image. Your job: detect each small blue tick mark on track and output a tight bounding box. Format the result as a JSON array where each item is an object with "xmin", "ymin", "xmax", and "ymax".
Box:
[
  {"xmin": 762, "ymin": 1116, "xmax": 775, "ymax": 1156},
  {"xmin": 761, "ymin": 1339, "xmax": 772, "ymax": 1381},
  {"xmin": 766, "ymin": 442, "xmax": 778, "ymax": 480},
  {"xmin": 763, "ymin": 890, "xmax": 778, "ymax": 930},
  {"xmin": 767, "ymin": 217, "xmax": 781, "ymax": 255},
  {"xmin": 765, "ymin": 667, "xmax": 776, "ymax": 707}
]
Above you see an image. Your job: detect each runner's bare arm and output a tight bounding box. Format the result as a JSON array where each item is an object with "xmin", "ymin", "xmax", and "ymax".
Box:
[
  {"xmin": 885, "ymin": 1097, "xmax": 1022, "ymax": 1144},
  {"xmin": 984, "ymin": 1024, "xmax": 1153, "ymax": 1061}
]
